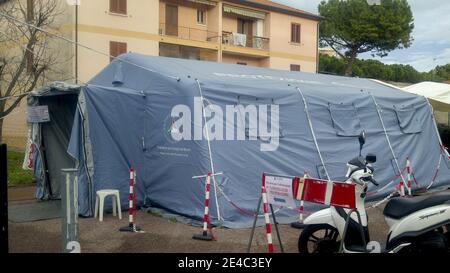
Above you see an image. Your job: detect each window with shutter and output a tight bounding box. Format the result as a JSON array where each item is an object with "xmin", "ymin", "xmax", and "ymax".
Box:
[
  {"xmin": 110, "ymin": 41, "xmax": 127, "ymax": 62},
  {"xmin": 291, "ymin": 23, "xmax": 301, "ymax": 43},
  {"xmin": 290, "ymin": 64, "xmax": 301, "ymax": 72},
  {"xmin": 197, "ymin": 10, "xmax": 206, "ymax": 25},
  {"xmin": 110, "ymin": 0, "xmax": 127, "ymax": 15}
]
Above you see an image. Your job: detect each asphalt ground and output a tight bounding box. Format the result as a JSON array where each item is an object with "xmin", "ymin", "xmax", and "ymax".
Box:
[{"xmin": 8, "ymin": 186, "xmax": 390, "ymax": 253}]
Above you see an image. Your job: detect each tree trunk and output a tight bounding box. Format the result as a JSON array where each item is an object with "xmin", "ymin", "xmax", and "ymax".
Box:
[{"xmin": 344, "ymin": 50, "xmax": 358, "ymax": 76}]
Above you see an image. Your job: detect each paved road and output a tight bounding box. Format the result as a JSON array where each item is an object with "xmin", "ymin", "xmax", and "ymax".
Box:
[
  {"xmin": 8, "ymin": 186, "xmax": 35, "ymax": 202},
  {"xmin": 8, "ymin": 204, "xmax": 390, "ymax": 253}
]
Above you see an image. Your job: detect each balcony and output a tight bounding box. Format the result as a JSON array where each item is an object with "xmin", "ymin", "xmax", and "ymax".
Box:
[
  {"xmin": 159, "ymin": 23, "xmax": 220, "ymax": 44},
  {"xmin": 157, "ymin": 23, "xmax": 270, "ymax": 58},
  {"xmin": 221, "ymin": 31, "xmax": 270, "ymax": 58},
  {"xmin": 222, "ymin": 31, "xmax": 270, "ymax": 51}
]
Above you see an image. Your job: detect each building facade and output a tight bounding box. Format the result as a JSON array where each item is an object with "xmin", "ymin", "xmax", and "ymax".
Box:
[
  {"xmin": 75, "ymin": 0, "xmax": 321, "ymax": 83},
  {"xmin": 1, "ymin": 0, "xmax": 321, "ymax": 149}
]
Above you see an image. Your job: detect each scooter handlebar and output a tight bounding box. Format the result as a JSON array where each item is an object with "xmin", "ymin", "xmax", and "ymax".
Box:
[
  {"xmin": 361, "ymin": 176, "xmax": 379, "ymax": 186},
  {"xmin": 368, "ymin": 177, "xmax": 379, "ymax": 186}
]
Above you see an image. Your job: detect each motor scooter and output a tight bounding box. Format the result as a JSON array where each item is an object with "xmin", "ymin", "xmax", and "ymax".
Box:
[{"xmin": 298, "ymin": 132, "xmax": 450, "ymax": 253}]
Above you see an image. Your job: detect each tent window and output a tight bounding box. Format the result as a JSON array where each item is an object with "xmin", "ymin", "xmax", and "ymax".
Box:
[
  {"xmin": 394, "ymin": 107, "xmax": 422, "ymax": 134},
  {"xmin": 328, "ymin": 104, "xmax": 362, "ymax": 136}
]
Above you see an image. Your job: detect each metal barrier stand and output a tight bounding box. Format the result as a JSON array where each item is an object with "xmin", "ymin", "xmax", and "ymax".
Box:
[{"xmin": 247, "ymin": 173, "xmax": 284, "ymax": 253}]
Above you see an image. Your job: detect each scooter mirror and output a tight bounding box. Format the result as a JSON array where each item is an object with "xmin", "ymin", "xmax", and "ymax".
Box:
[
  {"xmin": 358, "ymin": 131, "xmax": 366, "ymax": 156},
  {"xmin": 366, "ymin": 153, "xmax": 376, "ymax": 163},
  {"xmin": 359, "ymin": 131, "xmax": 366, "ymax": 146}
]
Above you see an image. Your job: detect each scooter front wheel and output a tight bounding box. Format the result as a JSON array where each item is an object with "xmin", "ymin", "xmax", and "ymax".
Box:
[{"xmin": 298, "ymin": 224, "xmax": 340, "ymax": 253}]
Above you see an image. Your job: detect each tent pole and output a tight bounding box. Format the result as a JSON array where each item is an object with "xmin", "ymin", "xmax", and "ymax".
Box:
[
  {"xmin": 369, "ymin": 93, "xmax": 406, "ymax": 184},
  {"xmin": 296, "ymin": 87, "xmax": 331, "ymax": 181},
  {"xmin": 195, "ymin": 79, "xmax": 222, "ymax": 222}
]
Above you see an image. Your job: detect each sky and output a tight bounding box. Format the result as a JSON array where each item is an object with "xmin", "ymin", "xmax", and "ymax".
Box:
[{"xmin": 272, "ymin": 0, "xmax": 450, "ymax": 72}]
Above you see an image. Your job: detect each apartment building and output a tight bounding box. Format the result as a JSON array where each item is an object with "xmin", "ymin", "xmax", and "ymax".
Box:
[
  {"xmin": 75, "ymin": 0, "xmax": 321, "ymax": 83},
  {"xmin": 1, "ymin": 0, "xmax": 321, "ymax": 149}
]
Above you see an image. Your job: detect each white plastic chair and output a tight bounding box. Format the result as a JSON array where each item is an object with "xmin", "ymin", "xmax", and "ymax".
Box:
[{"xmin": 94, "ymin": 189, "xmax": 122, "ymax": 222}]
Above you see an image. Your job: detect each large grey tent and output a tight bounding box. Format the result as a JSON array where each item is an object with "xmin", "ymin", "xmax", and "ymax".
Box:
[{"xmin": 27, "ymin": 53, "xmax": 450, "ymax": 228}]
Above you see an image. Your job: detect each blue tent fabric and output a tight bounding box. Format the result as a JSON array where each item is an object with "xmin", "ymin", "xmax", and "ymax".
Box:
[{"xmin": 63, "ymin": 53, "xmax": 450, "ymax": 228}]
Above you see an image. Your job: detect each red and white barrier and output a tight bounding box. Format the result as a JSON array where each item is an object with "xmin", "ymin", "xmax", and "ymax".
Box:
[
  {"xmin": 128, "ymin": 168, "xmax": 136, "ymax": 228},
  {"xmin": 248, "ymin": 173, "xmax": 285, "ymax": 253},
  {"xmin": 27, "ymin": 143, "xmax": 35, "ymax": 169},
  {"xmin": 399, "ymin": 180, "xmax": 405, "ymax": 197},
  {"xmin": 406, "ymin": 158, "xmax": 412, "ymax": 196},
  {"xmin": 119, "ymin": 168, "xmax": 142, "ymax": 232},
  {"xmin": 299, "ymin": 171, "xmax": 309, "ymax": 222},
  {"xmin": 192, "ymin": 172, "xmax": 216, "ymax": 241},
  {"xmin": 262, "ymin": 185, "xmax": 274, "ymax": 253},
  {"xmin": 202, "ymin": 172, "xmax": 211, "ymax": 236},
  {"xmin": 294, "ymin": 177, "xmax": 356, "ymax": 209}
]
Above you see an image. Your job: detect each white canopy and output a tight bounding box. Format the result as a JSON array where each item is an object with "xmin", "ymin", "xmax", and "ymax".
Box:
[
  {"xmin": 371, "ymin": 80, "xmax": 450, "ymax": 112},
  {"xmin": 403, "ymin": 82, "xmax": 450, "ymax": 112}
]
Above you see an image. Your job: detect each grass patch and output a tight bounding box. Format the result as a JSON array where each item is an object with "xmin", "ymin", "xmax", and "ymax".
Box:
[
  {"xmin": 148, "ymin": 211, "xmax": 162, "ymax": 217},
  {"xmin": 7, "ymin": 150, "xmax": 35, "ymax": 187}
]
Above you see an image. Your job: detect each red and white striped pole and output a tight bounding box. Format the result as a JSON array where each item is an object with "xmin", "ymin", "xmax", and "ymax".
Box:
[
  {"xmin": 193, "ymin": 172, "xmax": 214, "ymax": 241},
  {"xmin": 262, "ymin": 185, "xmax": 274, "ymax": 253},
  {"xmin": 202, "ymin": 172, "xmax": 211, "ymax": 236},
  {"xmin": 399, "ymin": 180, "xmax": 405, "ymax": 197},
  {"xmin": 406, "ymin": 158, "xmax": 412, "ymax": 196},
  {"xmin": 129, "ymin": 168, "xmax": 135, "ymax": 228},
  {"xmin": 27, "ymin": 143, "xmax": 35, "ymax": 169},
  {"xmin": 119, "ymin": 168, "xmax": 141, "ymax": 232},
  {"xmin": 299, "ymin": 171, "xmax": 309, "ymax": 222}
]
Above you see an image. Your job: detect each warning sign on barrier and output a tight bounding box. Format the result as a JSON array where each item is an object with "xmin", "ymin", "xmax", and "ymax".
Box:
[{"xmin": 264, "ymin": 174, "xmax": 296, "ymax": 208}]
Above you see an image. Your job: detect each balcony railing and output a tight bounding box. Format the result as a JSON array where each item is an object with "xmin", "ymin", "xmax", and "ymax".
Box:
[
  {"xmin": 222, "ymin": 31, "xmax": 270, "ymax": 51},
  {"xmin": 159, "ymin": 23, "xmax": 219, "ymax": 43}
]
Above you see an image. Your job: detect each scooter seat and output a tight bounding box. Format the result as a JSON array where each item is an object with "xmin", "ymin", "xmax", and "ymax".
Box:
[{"xmin": 383, "ymin": 192, "xmax": 450, "ymax": 219}]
